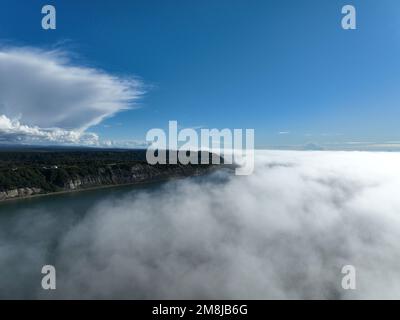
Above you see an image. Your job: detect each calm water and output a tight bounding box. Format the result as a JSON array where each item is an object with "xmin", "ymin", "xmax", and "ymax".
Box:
[
  {"xmin": 0, "ymin": 170, "xmax": 233, "ymax": 299},
  {"xmin": 0, "ymin": 181, "xmax": 165, "ymax": 218},
  {"xmin": 0, "ymin": 181, "xmax": 167, "ymax": 299}
]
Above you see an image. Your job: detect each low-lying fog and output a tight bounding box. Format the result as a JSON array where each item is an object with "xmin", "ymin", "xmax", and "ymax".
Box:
[{"xmin": 1, "ymin": 150, "xmax": 400, "ymax": 299}]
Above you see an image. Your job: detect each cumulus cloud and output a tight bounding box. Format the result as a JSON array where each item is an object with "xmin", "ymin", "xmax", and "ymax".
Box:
[
  {"xmin": 0, "ymin": 114, "xmax": 99, "ymax": 145},
  {"xmin": 99, "ymin": 139, "xmax": 150, "ymax": 149},
  {"xmin": 2, "ymin": 151, "xmax": 400, "ymax": 299},
  {"xmin": 0, "ymin": 47, "xmax": 142, "ymax": 144}
]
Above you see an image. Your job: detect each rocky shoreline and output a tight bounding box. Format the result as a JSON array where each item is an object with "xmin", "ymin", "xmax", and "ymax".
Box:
[{"xmin": 0, "ymin": 162, "xmax": 219, "ymax": 202}]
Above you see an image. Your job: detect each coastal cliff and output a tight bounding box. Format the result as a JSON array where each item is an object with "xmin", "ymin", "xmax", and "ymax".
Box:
[
  {"xmin": 0, "ymin": 187, "xmax": 42, "ymax": 200},
  {"xmin": 0, "ymin": 163, "xmax": 216, "ymax": 201},
  {"xmin": 0, "ymin": 149, "xmax": 221, "ymax": 201}
]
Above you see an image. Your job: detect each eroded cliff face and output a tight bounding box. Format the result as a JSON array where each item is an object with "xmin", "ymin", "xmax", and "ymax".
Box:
[
  {"xmin": 0, "ymin": 163, "xmax": 215, "ymax": 201},
  {"xmin": 0, "ymin": 187, "xmax": 42, "ymax": 200},
  {"xmin": 64, "ymin": 163, "xmax": 213, "ymax": 190}
]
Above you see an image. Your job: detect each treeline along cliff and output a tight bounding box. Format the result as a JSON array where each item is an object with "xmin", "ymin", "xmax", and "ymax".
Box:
[{"xmin": 0, "ymin": 148, "xmax": 221, "ymax": 201}]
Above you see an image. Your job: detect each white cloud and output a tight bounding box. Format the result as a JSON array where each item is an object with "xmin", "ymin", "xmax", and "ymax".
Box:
[
  {"xmin": 2, "ymin": 151, "xmax": 400, "ymax": 299},
  {"xmin": 99, "ymin": 138, "xmax": 149, "ymax": 148},
  {"xmin": 0, "ymin": 114, "xmax": 99, "ymax": 145},
  {"xmin": 0, "ymin": 47, "xmax": 142, "ymax": 144}
]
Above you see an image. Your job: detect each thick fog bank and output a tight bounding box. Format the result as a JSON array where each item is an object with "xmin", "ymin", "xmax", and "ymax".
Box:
[{"xmin": 1, "ymin": 151, "xmax": 400, "ymax": 299}]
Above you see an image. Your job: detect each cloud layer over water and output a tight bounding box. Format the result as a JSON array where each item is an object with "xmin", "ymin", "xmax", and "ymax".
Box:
[{"xmin": 1, "ymin": 151, "xmax": 400, "ymax": 299}]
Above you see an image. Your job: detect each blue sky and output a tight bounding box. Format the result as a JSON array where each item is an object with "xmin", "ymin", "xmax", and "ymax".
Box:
[{"xmin": 1, "ymin": 0, "xmax": 400, "ymax": 149}]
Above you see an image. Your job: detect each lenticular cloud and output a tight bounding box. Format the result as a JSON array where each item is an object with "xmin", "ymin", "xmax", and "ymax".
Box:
[
  {"xmin": 2, "ymin": 150, "xmax": 400, "ymax": 299},
  {"xmin": 0, "ymin": 47, "xmax": 142, "ymax": 144}
]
